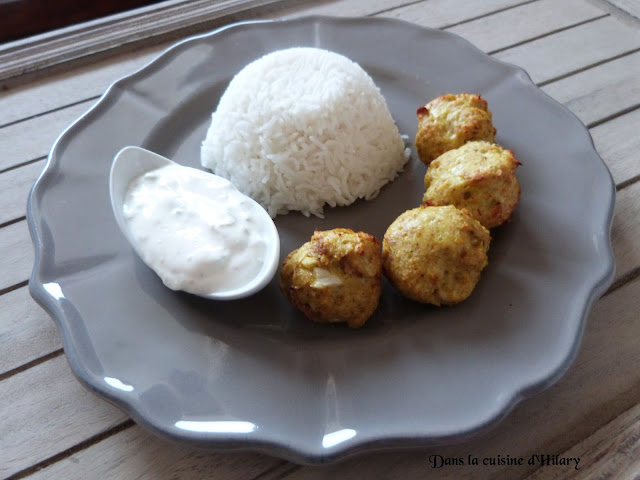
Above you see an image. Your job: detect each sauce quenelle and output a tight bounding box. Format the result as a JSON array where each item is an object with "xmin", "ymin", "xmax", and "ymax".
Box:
[{"xmin": 123, "ymin": 164, "xmax": 271, "ymax": 295}]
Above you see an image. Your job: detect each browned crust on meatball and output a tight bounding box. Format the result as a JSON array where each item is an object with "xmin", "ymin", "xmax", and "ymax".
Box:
[
  {"xmin": 382, "ymin": 205, "xmax": 491, "ymax": 306},
  {"xmin": 423, "ymin": 141, "xmax": 521, "ymax": 229},
  {"xmin": 280, "ymin": 228, "xmax": 382, "ymax": 328},
  {"xmin": 415, "ymin": 93, "xmax": 497, "ymax": 165}
]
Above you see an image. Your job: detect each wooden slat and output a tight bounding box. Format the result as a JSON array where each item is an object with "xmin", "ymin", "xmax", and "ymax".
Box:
[
  {"xmin": 0, "ymin": 286, "xmax": 61, "ymax": 376},
  {"xmin": 24, "ymin": 425, "xmax": 285, "ymax": 480},
  {"xmin": 0, "ymin": 0, "xmax": 298, "ymax": 86},
  {"xmin": 525, "ymin": 401, "xmax": 640, "ymax": 480},
  {"xmin": 377, "ymin": 0, "xmax": 531, "ymax": 29},
  {"xmin": 275, "ymin": 0, "xmax": 424, "ymax": 18},
  {"xmin": 0, "ymin": 355, "xmax": 129, "ymax": 478},
  {"xmin": 494, "ymin": 16, "xmax": 640, "ymax": 84},
  {"xmin": 0, "ymin": 221, "xmax": 34, "ymax": 292},
  {"xmin": 0, "ymin": 101, "xmax": 94, "ymax": 172},
  {"xmin": 447, "ymin": 0, "xmax": 606, "ymax": 53},
  {"xmin": 604, "ymin": 0, "xmax": 640, "ymax": 20},
  {"xmin": 0, "ymin": 160, "xmax": 44, "ymax": 225},
  {"xmin": 610, "ymin": 181, "xmax": 640, "ymax": 283},
  {"xmin": 0, "ymin": 45, "xmax": 164, "ymax": 127},
  {"xmin": 527, "ymin": 407, "xmax": 640, "ymax": 480},
  {"xmin": 590, "ymin": 108, "xmax": 640, "ymax": 186},
  {"xmin": 541, "ymin": 51, "xmax": 640, "ymax": 127}
]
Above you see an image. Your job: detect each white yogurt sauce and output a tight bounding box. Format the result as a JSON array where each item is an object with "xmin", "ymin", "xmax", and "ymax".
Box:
[{"xmin": 123, "ymin": 164, "xmax": 270, "ymax": 295}]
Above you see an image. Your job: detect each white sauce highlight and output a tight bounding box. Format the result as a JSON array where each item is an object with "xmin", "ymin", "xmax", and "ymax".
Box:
[{"xmin": 123, "ymin": 164, "xmax": 269, "ymax": 295}]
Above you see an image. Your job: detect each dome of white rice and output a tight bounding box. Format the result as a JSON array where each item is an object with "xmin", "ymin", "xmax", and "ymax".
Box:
[{"xmin": 201, "ymin": 47, "xmax": 408, "ymax": 218}]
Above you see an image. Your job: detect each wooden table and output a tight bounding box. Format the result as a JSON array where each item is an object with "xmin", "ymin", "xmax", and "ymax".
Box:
[{"xmin": 2, "ymin": 0, "xmax": 639, "ymax": 478}]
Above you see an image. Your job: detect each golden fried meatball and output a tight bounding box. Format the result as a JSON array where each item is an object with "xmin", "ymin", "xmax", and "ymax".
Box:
[
  {"xmin": 423, "ymin": 141, "xmax": 520, "ymax": 229},
  {"xmin": 382, "ymin": 205, "xmax": 490, "ymax": 306},
  {"xmin": 280, "ymin": 228, "xmax": 382, "ymax": 328},
  {"xmin": 415, "ymin": 93, "xmax": 496, "ymax": 165}
]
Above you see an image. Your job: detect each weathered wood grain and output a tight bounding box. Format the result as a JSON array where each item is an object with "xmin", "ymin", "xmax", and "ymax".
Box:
[
  {"xmin": 610, "ymin": 181, "xmax": 640, "ymax": 283},
  {"xmin": 0, "ymin": 0, "xmax": 299, "ymax": 87},
  {"xmin": 0, "ymin": 101, "xmax": 93, "ymax": 172},
  {"xmin": 0, "ymin": 45, "xmax": 164, "ymax": 127},
  {"xmin": 0, "ymin": 286, "xmax": 61, "ymax": 376},
  {"xmin": 541, "ymin": 51, "xmax": 640, "ymax": 127},
  {"xmin": 0, "ymin": 354, "xmax": 129, "ymax": 478},
  {"xmin": 590, "ymin": 107, "xmax": 640, "ymax": 186},
  {"xmin": 274, "ymin": 0, "xmax": 427, "ymax": 18},
  {"xmin": 0, "ymin": 160, "xmax": 44, "ymax": 225},
  {"xmin": 377, "ymin": 0, "xmax": 533, "ymax": 28},
  {"xmin": 494, "ymin": 16, "xmax": 640, "ymax": 84},
  {"xmin": 604, "ymin": 0, "xmax": 640, "ymax": 20},
  {"xmin": 525, "ymin": 399, "xmax": 640, "ymax": 479},
  {"xmin": 447, "ymin": 0, "xmax": 605, "ymax": 53},
  {"xmin": 0, "ymin": 221, "xmax": 34, "ymax": 292},
  {"xmin": 24, "ymin": 425, "xmax": 285, "ymax": 480}
]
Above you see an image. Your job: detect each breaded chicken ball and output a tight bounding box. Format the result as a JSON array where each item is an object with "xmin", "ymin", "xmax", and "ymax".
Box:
[
  {"xmin": 423, "ymin": 141, "xmax": 521, "ymax": 229},
  {"xmin": 280, "ymin": 228, "xmax": 382, "ymax": 328},
  {"xmin": 415, "ymin": 93, "xmax": 496, "ymax": 165},
  {"xmin": 382, "ymin": 205, "xmax": 490, "ymax": 306}
]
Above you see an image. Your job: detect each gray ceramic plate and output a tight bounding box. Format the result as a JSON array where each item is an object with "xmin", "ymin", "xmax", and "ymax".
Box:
[{"xmin": 28, "ymin": 16, "xmax": 615, "ymax": 464}]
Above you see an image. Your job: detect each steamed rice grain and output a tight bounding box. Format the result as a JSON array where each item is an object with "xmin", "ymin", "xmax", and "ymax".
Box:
[{"xmin": 201, "ymin": 47, "xmax": 408, "ymax": 218}]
